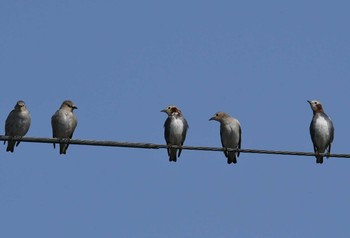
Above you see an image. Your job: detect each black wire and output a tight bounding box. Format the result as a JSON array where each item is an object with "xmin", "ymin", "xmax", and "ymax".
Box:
[{"xmin": 0, "ymin": 135, "xmax": 347, "ymax": 158}]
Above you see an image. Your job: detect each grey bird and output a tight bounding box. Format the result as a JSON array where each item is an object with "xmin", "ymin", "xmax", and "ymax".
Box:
[
  {"xmin": 51, "ymin": 100, "xmax": 78, "ymax": 154},
  {"xmin": 210, "ymin": 112, "xmax": 241, "ymax": 164},
  {"xmin": 308, "ymin": 100, "xmax": 334, "ymax": 164},
  {"xmin": 4, "ymin": 100, "xmax": 31, "ymax": 152},
  {"xmin": 161, "ymin": 105, "xmax": 189, "ymax": 162}
]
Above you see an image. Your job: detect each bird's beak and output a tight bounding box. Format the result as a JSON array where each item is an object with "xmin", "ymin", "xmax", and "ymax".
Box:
[
  {"xmin": 209, "ymin": 117, "xmax": 215, "ymax": 121},
  {"xmin": 307, "ymin": 100, "xmax": 311, "ymax": 104},
  {"xmin": 161, "ymin": 109, "xmax": 166, "ymax": 113},
  {"xmin": 73, "ymin": 105, "xmax": 78, "ymax": 109}
]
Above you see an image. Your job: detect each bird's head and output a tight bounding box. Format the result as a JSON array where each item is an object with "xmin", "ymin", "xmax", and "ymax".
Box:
[
  {"xmin": 161, "ymin": 105, "xmax": 182, "ymax": 116},
  {"xmin": 15, "ymin": 100, "xmax": 27, "ymax": 111},
  {"xmin": 307, "ymin": 100, "xmax": 324, "ymax": 113},
  {"xmin": 209, "ymin": 111, "xmax": 230, "ymax": 122},
  {"xmin": 61, "ymin": 100, "xmax": 78, "ymax": 111}
]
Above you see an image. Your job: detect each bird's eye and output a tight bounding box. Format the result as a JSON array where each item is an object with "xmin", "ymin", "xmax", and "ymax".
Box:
[
  {"xmin": 168, "ymin": 106, "xmax": 171, "ymax": 109},
  {"xmin": 216, "ymin": 113, "xmax": 218, "ymax": 116}
]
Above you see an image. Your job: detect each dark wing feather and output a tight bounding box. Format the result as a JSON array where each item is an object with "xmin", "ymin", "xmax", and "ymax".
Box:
[
  {"xmin": 309, "ymin": 118, "xmax": 318, "ymax": 153},
  {"xmin": 5, "ymin": 110, "xmax": 15, "ymax": 135},
  {"xmin": 178, "ymin": 117, "xmax": 189, "ymax": 157},
  {"xmin": 326, "ymin": 113, "xmax": 334, "ymax": 154},
  {"xmin": 237, "ymin": 124, "xmax": 242, "ymax": 157},
  {"xmin": 220, "ymin": 126, "xmax": 228, "ymax": 158},
  {"xmin": 64, "ymin": 116, "xmax": 78, "ymax": 152},
  {"xmin": 4, "ymin": 110, "xmax": 15, "ymax": 146},
  {"xmin": 164, "ymin": 117, "xmax": 172, "ymax": 156},
  {"xmin": 51, "ymin": 111, "xmax": 60, "ymax": 149}
]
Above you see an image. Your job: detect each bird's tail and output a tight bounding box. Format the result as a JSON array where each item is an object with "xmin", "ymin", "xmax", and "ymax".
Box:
[
  {"xmin": 59, "ymin": 143, "xmax": 68, "ymax": 155},
  {"xmin": 169, "ymin": 148, "xmax": 177, "ymax": 162},
  {"xmin": 6, "ymin": 141, "xmax": 15, "ymax": 153},
  {"xmin": 316, "ymin": 155, "xmax": 323, "ymax": 164},
  {"xmin": 227, "ymin": 152, "xmax": 237, "ymax": 164}
]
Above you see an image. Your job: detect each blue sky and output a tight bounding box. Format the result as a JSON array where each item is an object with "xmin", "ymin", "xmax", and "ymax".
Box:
[{"xmin": 1, "ymin": 1, "xmax": 350, "ymax": 237}]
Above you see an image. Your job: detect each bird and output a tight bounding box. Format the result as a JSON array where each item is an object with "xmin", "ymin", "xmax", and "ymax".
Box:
[
  {"xmin": 209, "ymin": 112, "xmax": 241, "ymax": 164},
  {"xmin": 161, "ymin": 105, "xmax": 189, "ymax": 162},
  {"xmin": 51, "ymin": 100, "xmax": 78, "ymax": 154},
  {"xmin": 4, "ymin": 100, "xmax": 31, "ymax": 152},
  {"xmin": 308, "ymin": 100, "xmax": 334, "ymax": 164}
]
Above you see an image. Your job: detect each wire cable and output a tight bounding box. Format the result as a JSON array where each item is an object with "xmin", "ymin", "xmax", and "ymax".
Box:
[{"xmin": 0, "ymin": 135, "xmax": 348, "ymax": 158}]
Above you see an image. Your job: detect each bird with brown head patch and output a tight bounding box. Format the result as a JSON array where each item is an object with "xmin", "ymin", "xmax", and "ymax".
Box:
[
  {"xmin": 161, "ymin": 105, "xmax": 189, "ymax": 162},
  {"xmin": 307, "ymin": 100, "xmax": 334, "ymax": 164}
]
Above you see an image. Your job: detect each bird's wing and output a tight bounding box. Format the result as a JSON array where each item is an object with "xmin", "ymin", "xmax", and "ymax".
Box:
[
  {"xmin": 5, "ymin": 110, "xmax": 16, "ymax": 136},
  {"xmin": 51, "ymin": 111, "xmax": 60, "ymax": 138},
  {"xmin": 237, "ymin": 124, "xmax": 242, "ymax": 157}
]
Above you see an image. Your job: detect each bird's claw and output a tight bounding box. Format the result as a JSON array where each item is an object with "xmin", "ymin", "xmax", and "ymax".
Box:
[{"xmin": 59, "ymin": 138, "xmax": 70, "ymax": 144}]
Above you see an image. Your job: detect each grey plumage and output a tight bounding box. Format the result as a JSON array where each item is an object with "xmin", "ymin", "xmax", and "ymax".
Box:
[
  {"xmin": 51, "ymin": 100, "xmax": 78, "ymax": 154},
  {"xmin": 161, "ymin": 105, "xmax": 189, "ymax": 162},
  {"xmin": 4, "ymin": 100, "xmax": 31, "ymax": 152},
  {"xmin": 210, "ymin": 112, "xmax": 241, "ymax": 164},
  {"xmin": 308, "ymin": 100, "xmax": 334, "ymax": 164}
]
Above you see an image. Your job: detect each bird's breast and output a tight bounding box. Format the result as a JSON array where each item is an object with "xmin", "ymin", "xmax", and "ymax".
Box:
[
  {"xmin": 312, "ymin": 116, "xmax": 332, "ymax": 149},
  {"xmin": 169, "ymin": 118, "xmax": 185, "ymax": 135},
  {"xmin": 221, "ymin": 123, "xmax": 240, "ymax": 146},
  {"xmin": 314, "ymin": 116, "xmax": 331, "ymax": 135}
]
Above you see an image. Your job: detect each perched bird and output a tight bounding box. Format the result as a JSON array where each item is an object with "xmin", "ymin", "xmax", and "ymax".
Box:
[
  {"xmin": 51, "ymin": 100, "xmax": 78, "ymax": 154},
  {"xmin": 161, "ymin": 105, "xmax": 189, "ymax": 162},
  {"xmin": 210, "ymin": 112, "xmax": 241, "ymax": 164},
  {"xmin": 4, "ymin": 100, "xmax": 31, "ymax": 152},
  {"xmin": 308, "ymin": 100, "xmax": 334, "ymax": 164}
]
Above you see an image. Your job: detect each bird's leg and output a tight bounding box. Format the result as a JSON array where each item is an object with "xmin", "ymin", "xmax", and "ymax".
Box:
[
  {"xmin": 165, "ymin": 144, "xmax": 171, "ymax": 155},
  {"xmin": 223, "ymin": 147, "xmax": 229, "ymax": 158},
  {"xmin": 326, "ymin": 145, "xmax": 332, "ymax": 158},
  {"xmin": 4, "ymin": 135, "xmax": 14, "ymax": 145},
  {"xmin": 60, "ymin": 138, "xmax": 70, "ymax": 145},
  {"xmin": 14, "ymin": 135, "xmax": 23, "ymax": 147},
  {"xmin": 7, "ymin": 135, "xmax": 19, "ymax": 142}
]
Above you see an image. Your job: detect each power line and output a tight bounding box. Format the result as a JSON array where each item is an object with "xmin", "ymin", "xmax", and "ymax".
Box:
[{"xmin": 0, "ymin": 135, "xmax": 348, "ymax": 159}]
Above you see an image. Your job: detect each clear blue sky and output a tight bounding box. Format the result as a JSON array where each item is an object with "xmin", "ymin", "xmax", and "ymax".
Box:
[{"xmin": 1, "ymin": 1, "xmax": 350, "ymax": 237}]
